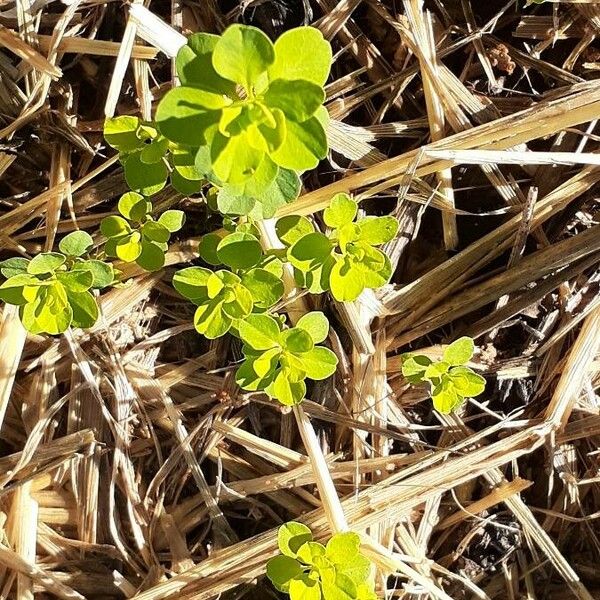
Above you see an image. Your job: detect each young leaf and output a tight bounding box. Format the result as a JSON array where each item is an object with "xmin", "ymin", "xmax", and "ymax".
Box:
[
  {"xmin": 0, "ymin": 257, "xmax": 30, "ymax": 278},
  {"xmin": 115, "ymin": 234, "xmax": 143, "ymax": 262},
  {"xmin": 194, "ymin": 298, "xmax": 231, "ymax": 338},
  {"xmin": 101, "ymin": 215, "xmax": 130, "ymax": 238},
  {"xmin": 59, "ymin": 231, "xmax": 94, "ymax": 257},
  {"xmin": 142, "ymin": 221, "xmax": 171, "ymax": 244},
  {"xmin": 216, "ymin": 232, "xmax": 262, "ymax": 270},
  {"xmin": 270, "ymin": 116, "xmax": 327, "ymax": 171},
  {"xmin": 329, "ymin": 257, "xmax": 364, "ymax": 302},
  {"xmin": 237, "ymin": 313, "xmax": 281, "ymax": 351},
  {"xmin": 321, "ymin": 572, "xmax": 358, "ymax": 600},
  {"xmin": 358, "ymin": 216, "xmax": 399, "ymax": 245},
  {"xmin": 250, "ymin": 167, "xmax": 301, "ymax": 219},
  {"xmin": 27, "ymin": 253, "xmax": 66, "ymax": 275},
  {"xmin": 443, "ymin": 336, "xmax": 475, "ymax": 365},
  {"xmin": 448, "ymin": 366, "xmax": 486, "ymax": 398},
  {"xmin": 297, "ymin": 346, "xmax": 338, "ymax": 381},
  {"xmin": 296, "ymin": 311, "xmax": 329, "ymax": 344},
  {"xmin": 401, "ymin": 354, "xmax": 432, "ymax": 383},
  {"xmin": 288, "ymin": 232, "xmax": 332, "ymax": 273},
  {"xmin": 158, "ymin": 210, "xmax": 186, "ymax": 233},
  {"xmin": 281, "ymin": 328, "xmax": 314, "ymax": 354},
  {"xmin": 266, "ymin": 555, "xmax": 303, "ymax": 592},
  {"xmin": 269, "ymin": 27, "xmax": 332, "ymax": 86},
  {"xmin": 211, "ymin": 132, "xmax": 266, "ymax": 185},
  {"xmin": 296, "ymin": 541, "xmax": 326, "ymax": 565},
  {"xmin": 289, "ymin": 575, "xmax": 320, "ymax": 600},
  {"xmin": 212, "ymin": 24, "xmax": 275, "ymax": 92},
  {"xmin": 0, "ymin": 274, "xmax": 39, "ymax": 305},
  {"xmin": 267, "ymin": 371, "xmax": 306, "ymax": 405},
  {"xmin": 432, "ymin": 376, "xmax": 462, "ymax": 414},
  {"xmin": 277, "ymin": 522, "xmax": 313, "ymax": 558},
  {"xmin": 118, "ymin": 192, "xmax": 148, "ymax": 221},
  {"xmin": 104, "ymin": 116, "xmax": 142, "ymax": 153},
  {"xmin": 276, "ymin": 215, "xmax": 315, "ymax": 247},
  {"xmin": 56, "ymin": 270, "xmax": 94, "ymax": 293},
  {"xmin": 323, "ymin": 193, "xmax": 357, "ymax": 229},
  {"xmin": 198, "ymin": 233, "xmax": 222, "ymax": 266},
  {"xmin": 264, "ymin": 79, "xmax": 325, "ymax": 122}
]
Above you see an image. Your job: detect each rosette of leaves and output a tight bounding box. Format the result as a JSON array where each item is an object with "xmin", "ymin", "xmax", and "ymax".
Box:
[
  {"xmin": 104, "ymin": 116, "xmax": 205, "ymax": 196},
  {"xmin": 266, "ymin": 522, "xmax": 376, "ymax": 600},
  {"xmin": 100, "ymin": 192, "xmax": 185, "ymax": 272},
  {"xmin": 401, "ymin": 337, "xmax": 486, "ymax": 413},
  {"xmin": 173, "ymin": 229, "xmax": 285, "ymax": 338},
  {"xmin": 0, "ymin": 231, "xmax": 114, "ymax": 335},
  {"xmin": 235, "ymin": 312, "xmax": 338, "ymax": 405},
  {"xmin": 154, "ymin": 25, "xmax": 332, "ymax": 218},
  {"xmin": 276, "ymin": 193, "xmax": 398, "ymax": 302}
]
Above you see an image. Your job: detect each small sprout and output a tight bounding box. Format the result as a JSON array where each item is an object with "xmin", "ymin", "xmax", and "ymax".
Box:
[
  {"xmin": 101, "ymin": 192, "xmax": 185, "ymax": 272},
  {"xmin": 401, "ymin": 337, "xmax": 486, "ymax": 414},
  {"xmin": 235, "ymin": 312, "xmax": 337, "ymax": 405},
  {"xmin": 276, "ymin": 193, "xmax": 398, "ymax": 302},
  {"xmin": 267, "ymin": 522, "xmax": 377, "ymax": 600},
  {"xmin": 0, "ymin": 246, "xmax": 112, "ymax": 335}
]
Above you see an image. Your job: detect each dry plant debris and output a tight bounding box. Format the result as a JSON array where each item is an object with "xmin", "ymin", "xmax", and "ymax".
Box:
[{"xmin": 0, "ymin": 0, "xmax": 599, "ymax": 599}]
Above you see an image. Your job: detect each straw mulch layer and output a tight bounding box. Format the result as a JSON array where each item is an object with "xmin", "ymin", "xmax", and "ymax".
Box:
[{"xmin": 0, "ymin": 0, "xmax": 599, "ymax": 598}]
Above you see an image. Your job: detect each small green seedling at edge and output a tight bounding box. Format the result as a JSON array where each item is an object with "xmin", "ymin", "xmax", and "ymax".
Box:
[
  {"xmin": 401, "ymin": 336, "xmax": 486, "ymax": 414},
  {"xmin": 235, "ymin": 312, "xmax": 338, "ymax": 405},
  {"xmin": 101, "ymin": 192, "xmax": 185, "ymax": 272},
  {"xmin": 267, "ymin": 522, "xmax": 377, "ymax": 600},
  {"xmin": 276, "ymin": 193, "xmax": 398, "ymax": 302},
  {"xmin": 154, "ymin": 24, "xmax": 332, "ymax": 219},
  {"xmin": 0, "ymin": 231, "xmax": 114, "ymax": 335}
]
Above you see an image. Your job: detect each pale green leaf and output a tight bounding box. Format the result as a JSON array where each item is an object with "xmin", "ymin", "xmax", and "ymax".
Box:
[
  {"xmin": 194, "ymin": 298, "xmax": 231, "ymax": 338},
  {"xmin": 266, "ymin": 371, "xmax": 306, "ymax": 405},
  {"xmin": 297, "ymin": 346, "xmax": 337, "ymax": 381},
  {"xmin": 158, "ymin": 210, "xmax": 186, "ymax": 233},
  {"xmin": 276, "ymin": 215, "xmax": 315, "ymax": 247},
  {"xmin": 288, "ymin": 232, "xmax": 332, "ymax": 273},
  {"xmin": 289, "ymin": 575, "xmax": 321, "ymax": 600},
  {"xmin": 358, "ymin": 216, "xmax": 398, "ymax": 245},
  {"xmin": 104, "ymin": 116, "xmax": 142, "ymax": 153},
  {"xmin": 100, "ymin": 215, "xmax": 130, "ymax": 238},
  {"xmin": 56, "ymin": 270, "xmax": 93, "ymax": 293},
  {"xmin": 172, "ymin": 267, "xmax": 211, "ymax": 300},
  {"xmin": 264, "ymin": 79, "xmax": 324, "ymax": 122},
  {"xmin": 296, "ymin": 311, "xmax": 329, "ymax": 344},
  {"xmin": 118, "ymin": 191, "xmax": 148, "ymax": 221},
  {"xmin": 432, "ymin": 376, "xmax": 463, "ymax": 414},
  {"xmin": 323, "ymin": 193, "xmax": 357, "ymax": 229},
  {"xmin": 58, "ymin": 231, "xmax": 93, "ymax": 257},
  {"xmin": 237, "ymin": 313, "xmax": 281, "ymax": 351},
  {"xmin": 27, "ymin": 253, "xmax": 66, "ymax": 275},
  {"xmin": 281, "ymin": 328, "xmax": 314, "ymax": 354},
  {"xmin": 0, "ymin": 257, "xmax": 29, "ymax": 278},
  {"xmin": 136, "ymin": 241, "xmax": 165, "ymax": 272},
  {"xmin": 329, "ymin": 257, "xmax": 364, "ymax": 302},
  {"xmin": 448, "ymin": 366, "xmax": 486, "ymax": 398},
  {"xmin": 73, "ymin": 260, "xmax": 114, "ymax": 289},
  {"xmin": 277, "ymin": 522, "xmax": 313, "ymax": 558},
  {"xmin": 443, "ymin": 336, "xmax": 475, "ymax": 366},
  {"xmin": 270, "ymin": 115, "xmax": 327, "ymax": 171},
  {"xmin": 240, "ymin": 268, "xmax": 283, "ymax": 309}
]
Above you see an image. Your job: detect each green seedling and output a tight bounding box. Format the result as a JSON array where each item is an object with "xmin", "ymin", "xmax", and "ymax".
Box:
[
  {"xmin": 100, "ymin": 192, "xmax": 185, "ymax": 272},
  {"xmin": 401, "ymin": 336, "xmax": 486, "ymax": 413},
  {"xmin": 267, "ymin": 522, "xmax": 377, "ymax": 600},
  {"xmin": 154, "ymin": 24, "xmax": 332, "ymax": 218},
  {"xmin": 276, "ymin": 193, "xmax": 398, "ymax": 302},
  {"xmin": 0, "ymin": 231, "xmax": 114, "ymax": 335},
  {"xmin": 104, "ymin": 116, "xmax": 205, "ymax": 196},
  {"xmin": 235, "ymin": 312, "xmax": 338, "ymax": 405}
]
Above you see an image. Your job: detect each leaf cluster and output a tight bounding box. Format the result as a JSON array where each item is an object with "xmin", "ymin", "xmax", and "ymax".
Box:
[
  {"xmin": 104, "ymin": 117, "xmax": 205, "ymax": 196},
  {"xmin": 235, "ymin": 312, "xmax": 337, "ymax": 405},
  {"xmin": 100, "ymin": 192, "xmax": 185, "ymax": 271},
  {"xmin": 401, "ymin": 337, "xmax": 486, "ymax": 413},
  {"xmin": 154, "ymin": 25, "xmax": 332, "ymax": 218},
  {"xmin": 276, "ymin": 193, "xmax": 398, "ymax": 301},
  {"xmin": 0, "ymin": 231, "xmax": 113, "ymax": 334},
  {"xmin": 267, "ymin": 522, "xmax": 376, "ymax": 600}
]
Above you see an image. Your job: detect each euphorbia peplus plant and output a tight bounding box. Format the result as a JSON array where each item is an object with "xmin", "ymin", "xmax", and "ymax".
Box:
[
  {"xmin": 154, "ymin": 24, "xmax": 332, "ymax": 218},
  {"xmin": 267, "ymin": 522, "xmax": 377, "ymax": 600},
  {"xmin": 401, "ymin": 337, "xmax": 486, "ymax": 413},
  {"xmin": 0, "ymin": 231, "xmax": 114, "ymax": 334}
]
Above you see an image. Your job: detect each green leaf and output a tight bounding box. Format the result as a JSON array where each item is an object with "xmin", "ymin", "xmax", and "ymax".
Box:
[
  {"xmin": 158, "ymin": 210, "xmax": 186, "ymax": 233},
  {"xmin": 216, "ymin": 232, "xmax": 262, "ymax": 270},
  {"xmin": 324, "ymin": 193, "xmax": 357, "ymax": 229},
  {"xmin": 118, "ymin": 191, "xmax": 148, "ymax": 221},
  {"xmin": 68, "ymin": 290, "xmax": 99, "ymax": 329},
  {"xmin": 240, "ymin": 268, "xmax": 284, "ymax": 309},
  {"xmin": 276, "ymin": 215, "xmax": 315, "ymax": 247},
  {"xmin": 100, "ymin": 215, "xmax": 131, "ymax": 238},
  {"xmin": 237, "ymin": 313, "xmax": 281, "ymax": 351},
  {"xmin": 56, "ymin": 270, "xmax": 93, "ymax": 292},
  {"xmin": 172, "ymin": 267, "xmax": 211, "ymax": 300},
  {"xmin": 21, "ymin": 283, "xmax": 72, "ymax": 335},
  {"xmin": 0, "ymin": 257, "xmax": 30, "ymax": 278},
  {"xmin": 264, "ymin": 79, "xmax": 325, "ymax": 122},
  {"xmin": 252, "ymin": 107, "xmax": 286, "ymax": 154},
  {"xmin": 352, "ymin": 244, "xmax": 391, "ymax": 290},
  {"xmin": 443, "ymin": 336, "xmax": 475, "ymax": 366},
  {"xmin": 298, "ymin": 346, "xmax": 338, "ymax": 381},
  {"xmin": 356, "ymin": 583, "xmax": 378, "ymax": 600},
  {"xmin": 329, "ymin": 257, "xmax": 364, "ymax": 302},
  {"xmin": 296, "ymin": 541, "xmax": 326, "ymax": 565},
  {"xmin": 124, "ymin": 151, "xmax": 168, "ymax": 197},
  {"xmin": 142, "ymin": 221, "xmax": 170, "ymax": 244},
  {"xmin": 432, "ymin": 376, "xmax": 462, "ymax": 414},
  {"xmin": 194, "ymin": 298, "xmax": 232, "ymax": 339},
  {"xmin": 321, "ymin": 572, "xmax": 357, "ymax": 600},
  {"xmin": 176, "ymin": 32, "xmax": 237, "ymax": 94},
  {"xmin": 296, "ymin": 311, "xmax": 329, "ymax": 344},
  {"xmin": 211, "ymin": 132, "xmax": 265, "ymax": 185},
  {"xmin": 271, "ymin": 115, "xmax": 327, "ymax": 171},
  {"xmin": 222, "ymin": 283, "xmax": 253, "ymax": 319},
  {"xmin": 58, "ymin": 231, "xmax": 94, "ymax": 257},
  {"xmin": 326, "ymin": 532, "xmax": 360, "ymax": 563},
  {"xmin": 136, "ymin": 241, "xmax": 165, "ymax": 272},
  {"xmin": 269, "ymin": 27, "xmax": 332, "ymax": 86},
  {"xmin": 281, "ymin": 328, "xmax": 314, "ymax": 353},
  {"xmin": 216, "ymin": 186, "xmax": 256, "ymax": 216},
  {"xmin": 448, "ymin": 366, "xmax": 486, "ymax": 398},
  {"xmin": 171, "ymin": 146, "xmax": 205, "ymax": 181},
  {"xmin": 235, "ymin": 355, "xmax": 275, "ymax": 391},
  {"xmin": 251, "ymin": 167, "xmax": 301, "ymax": 219},
  {"xmin": 170, "ymin": 170, "xmax": 204, "ymax": 195},
  {"xmin": 115, "ymin": 233, "xmax": 143, "ymax": 262},
  {"xmin": 289, "ymin": 574, "xmax": 321, "ymax": 600},
  {"xmin": 288, "ymin": 232, "xmax": 332, "ymax": 273},
  {"xmin": 241, "ymin": 153, "xmax": 279, "ymax": 197},
  {"xmin": 140, "ymin": 137, "xmax": 169, "ymax": 164},
  {"xmin": 266, "ymin": 555, "xmax": 304, "ymax": 593},
  {"xmin": 155, "ymin": 87, "xmax": 224, "ymax": 146},
  {"xmin": 212, "ymin": 24, "xmax": 275, "ymax": 92},
  {"xmin": 266, "ymin": 370, "xmax": 306, "ymax": 405},
  {"xmin": 104, "ymin": 116, "xmax": 142, "ymax": 153},
  {"xmin": 401, "ymin": 354, "xmax": 432, "ymax": 383},
  {"xmin": 252, "ymin": 346, "xmax": 280, "ymax": 378},
  {"xmin": 358, "ymin": 216, "xmax": 398, "ymax": 245},
  {"xmin": 424, "ymin": 361, "xmax": 449, "ymax": 380},
  {"xmin": 73, "ymin": 260, "xmax": 114, "ymax": 289},
  {"xmin": 198, "ymin": 233, "xmax": 222, "ymax": 266},
  {"xmin": 0, "ymin": 274, "xmax": 39, "ymax": 305},
  {"xmin": 27, "ymin": 253, "xmax": 66, "ymax": 275}
]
